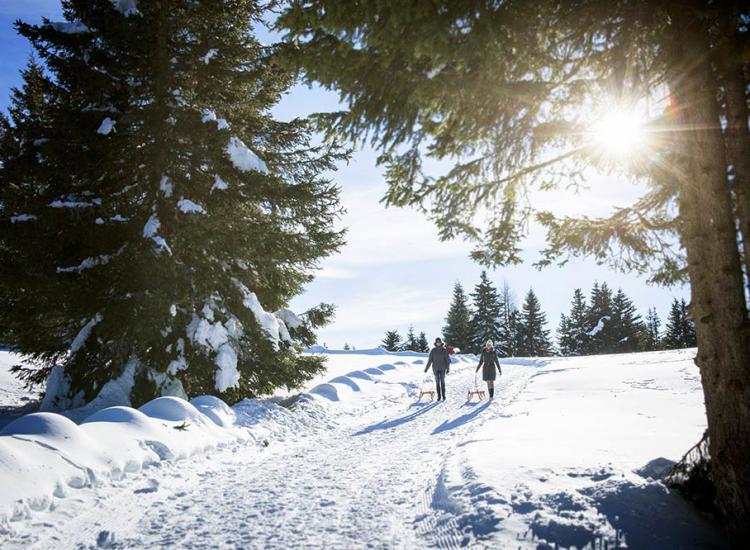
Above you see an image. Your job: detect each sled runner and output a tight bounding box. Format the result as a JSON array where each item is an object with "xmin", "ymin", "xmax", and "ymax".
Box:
[
  {"xmin": 467, "ymin": 373, "xmax": 486, "ymax": 401},
  {"xmin": 418, "ymin": 375, "xmax": 437, "ymax": 401}
]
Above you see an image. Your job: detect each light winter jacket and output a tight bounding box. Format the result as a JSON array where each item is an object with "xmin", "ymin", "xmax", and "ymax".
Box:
[
  {"xmin": 477, "ymin": 349, "xmax": 502, "ymax": 381},
  {"xmin": 426, "ymin": 345, "xmax": 451, "ymax": 373}
]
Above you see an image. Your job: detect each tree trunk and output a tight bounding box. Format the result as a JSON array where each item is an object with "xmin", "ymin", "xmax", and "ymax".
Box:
[
  {"xmin": 665, "ymin": 4, "xmax": 750, "ymax": 541},
  {"xmin": 718, "ymin": 6, "xmax": 750, "ymax": 295}
]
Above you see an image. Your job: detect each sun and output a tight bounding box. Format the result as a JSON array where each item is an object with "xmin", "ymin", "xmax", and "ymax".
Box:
[{"xmin": 590, "ymin": 110, "xmax": 647, "ymax": 160}]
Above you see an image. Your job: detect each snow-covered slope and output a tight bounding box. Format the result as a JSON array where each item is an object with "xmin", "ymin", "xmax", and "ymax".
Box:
[{"xmin": 0, "ymin": 348, "xmax": 728, "ymax": 548}]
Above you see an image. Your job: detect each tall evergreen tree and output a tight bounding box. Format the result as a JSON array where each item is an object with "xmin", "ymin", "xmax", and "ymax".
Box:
[
  {"xmin": 644, "ymin": 307, "xmax": 662, "ymax": 351},
  {"xmin": 468, "ymin": 271, "xmax": 503, "ymax": 353},
  {"xmin": 516, "ymin": 289, "xmax": 552, "ymax": 356},
  {"xmin": 557, "ymin": 288, "xmax": 589, "ymax": 356},
  {"xmin": 663, "ymin": 299, "xmax": 697, "ymax": 349},
  {"xmin": 496, "ymin": 281, "xmax": 516, "ymax": 356},
  {"xmin": 402, "ymin": 325, "xmax": 419, "ymax": 351},
  {"xmin": 505, "ymin": 309, "xmax": 521, "ymax": 358},
  {"xmin": 442, "ymin": 281, "xmax": 472, "ymax": 352},
  {"xmin": 381, "ymin": 330, "xmax": 402, "ymax": 352},
  {"xmin": 416, "ymin": 331, "xmax": 429, "ymax": 353},
  {"xmin": 585, "ymin": 282, "xmax": 615, "ymax": 354},
  {"xmin": 611, "ymin": 289, "xmax": 645, "ymax": 353},
  {"xmin": 0, "ymin": 1, "xmax": 345, "ymax": 407}
]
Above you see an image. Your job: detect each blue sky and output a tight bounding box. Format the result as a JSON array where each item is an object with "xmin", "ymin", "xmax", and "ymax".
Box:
[{"xmin": 1, "ymin": 2, "xmax": 689, "ymax": 349}]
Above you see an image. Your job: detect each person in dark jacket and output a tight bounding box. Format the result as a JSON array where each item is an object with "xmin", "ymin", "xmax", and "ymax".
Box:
[
  {"xmin": 424, "ymin": 337, "xmax": 451, "ymax": 401},
  {"xmin": 476, "ymin": 340, "xmax": 502, "ymax": 399}
]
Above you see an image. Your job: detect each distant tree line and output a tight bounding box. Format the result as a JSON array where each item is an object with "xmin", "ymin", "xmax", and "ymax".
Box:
[
  {"xmin": 437, "ymin": 272, "xmax": 694, "ymax": 357},
  {"xmin": 380, "ymin": 326, "xmax": 430, "ymax": 353}
]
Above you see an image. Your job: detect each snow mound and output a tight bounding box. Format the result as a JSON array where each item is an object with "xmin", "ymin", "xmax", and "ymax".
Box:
[
  {"xmin": 1, "ymin": 412, "xmax": 81, "ymax": 438},
  {"xmin": 190, "ymin": 395, "xmax": 236, "ymax": 428},
  {"xmin": 138, "ymin": 396, "xmax": 205, "ymax": 424}
]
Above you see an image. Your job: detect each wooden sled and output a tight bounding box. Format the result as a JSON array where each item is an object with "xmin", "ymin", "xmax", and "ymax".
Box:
[
  {"xmin": 418, "ymin": 389, "xmax": 437, "ymax": 401},
  {"xmin": 467, "ymin": 388, "xmax": 486, "ymax": 401}
]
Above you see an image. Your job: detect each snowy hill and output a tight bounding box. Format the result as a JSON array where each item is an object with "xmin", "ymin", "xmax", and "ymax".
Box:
[{"xmin": 0, "ymin": 348, "xmax": 728, "ymax": 548}]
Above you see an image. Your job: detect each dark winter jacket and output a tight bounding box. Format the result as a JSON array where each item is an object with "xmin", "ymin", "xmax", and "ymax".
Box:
[
  {"xmin": 426, "ymin": 345, "xmax": 451, "ymax": 373},
  {"xmin": 476, "ymin": 349, "xmax": 501, "ymax": 381}
]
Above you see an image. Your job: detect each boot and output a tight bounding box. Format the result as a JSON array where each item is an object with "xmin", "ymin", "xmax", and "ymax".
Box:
[{"xmin": 489, "ymin": 387, "xmax": 494, "ymax": 399}]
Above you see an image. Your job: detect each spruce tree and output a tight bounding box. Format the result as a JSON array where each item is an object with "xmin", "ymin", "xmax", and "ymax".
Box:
[
  {"xmin": 0, "ymin": 1, "xmax": 345, "ymax": 407},
  {"xmin": 468, "ymin": 271, "xmax": 503, "ymax": 353},
  {"xmin": 442, "ymin": 281, "xmax": 472, "ymax": 352},
  {"xmin": 516, "ymin": 289, "xmax": 552, "ymax": 357},
  {"xmin": 416, "ymin": 331, "xmax": 429, "ymax": 353},
  {"xmin": 585, "ymin": 282, "xmax": 615, "ymax": 354},
  {"xmin": 611, "ymin": 289, "xmax": 645, "ymax": 353},
  {"xmin": 402, "ymin": 325, "xmax": 419, "ymax": 351},
  {"xmin": 663, "ymin": 299, "xmax": 697, "ymax": 349},
  {"xmin": 557, "ymin": 288, "xmax": 589, "ymax": 356},
  {"xmin": 644, "ymin": 307, "xmax": 662, "ymax": 351},
  {"xmin": 381, "ymin": 330, "xmax": 402, "ymax": 352},
  {"xmin": 497, "ymin": 281, "xmax": 516, "ymax": 356},
  {"xmin": 505, "ymin": 309, "xmax": 521, "ymax": 357}
]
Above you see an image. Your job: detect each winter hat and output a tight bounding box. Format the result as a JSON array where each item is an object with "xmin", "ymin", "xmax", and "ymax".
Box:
[
  {"xmin": 435, "ymin": 337, "xmax": 443, "ymax": 345},
  {"xmin": 485, "ymin": 340, "xmax": 494, "ymax": 348}
]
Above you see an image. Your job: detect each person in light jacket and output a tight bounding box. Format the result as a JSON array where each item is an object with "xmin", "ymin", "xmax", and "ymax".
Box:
[
  {"xmin": 476, "ymin": 340, "xmax": 502, "ymax": 399},
  {"xmin": 424, "ymin": 337, "xmax": 451, "ymax": 401}
]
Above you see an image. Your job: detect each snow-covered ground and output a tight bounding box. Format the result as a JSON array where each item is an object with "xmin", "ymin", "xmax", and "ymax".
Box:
[{"xmin": 0, "ymin": 348, "xmax": 728, "ymax": 548}]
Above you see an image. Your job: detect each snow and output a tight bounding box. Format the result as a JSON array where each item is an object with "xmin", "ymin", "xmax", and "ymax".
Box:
[
  {"xmin": 111, "ymin": 214, "xmax": 128, "ymax": 222},
  {"xmin": 201, "ymin": 49, "xmax": 218, "ymax": 64},
  {"xmin": 275, "ymin": 308, "xmax": 302, "ymax": 330},
  {"xmin": 212, "ymin": 174, "xmax": 228, "ymax": 191},
  {"xmin": 236, "ymin": 282, "xmax": 292, "ymax": 348},
  {"xmin": 214, "ymin": 344, "xmax": 239, "ymax": 392},
  {"xmin": 226, "ymin": 136, "xmax": 268, "ymax": 174},
  {"xmin": 48, "ymin": 200, "xmax": 91, "ymax": 208},
  {"xmin": 0, "ymin": 348, "xmax": 727, "ymax": 547},
  {"xmin": 57, "ymin": 253, "xmax": 112, "ymax": 273},
  {"xmin": 177, "ymin": 198, "xmax": 206, "ymax": 215},
  {"xmin": 70, "ymin": 314, "xmax": 103, "ymax": 355},
  {"xmin": 51, "ymin": 21, "xmax": 89, "ymax": 33},
  {"xmin": 159, "ymin": 175, "xmax": 172, "ymax": 198},
  {"xmin": 587, "ymin": 315, "xmax": 611, "ymax": 336},
  {"xmin": 9, "ymin": 214, "xmax": 36, "ymax": 223},
  {"xmin": 142, "ymin": 214, "xmax": 171, "ymax": 254},
  {"xmin": 115, "ymin": 0, "xmax": 140, "ymax": 16},
  {"xmin": 97, "ymin": 117, "xmax": 116, "ymax": 135}
]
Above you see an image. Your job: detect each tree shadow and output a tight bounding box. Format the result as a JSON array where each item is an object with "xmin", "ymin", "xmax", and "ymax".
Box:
[
  {"xmin": 431, "ymin": 401, "xmax": 491, "ymax": 434},
  {"xmin": 354, "ymin": 402, "xmax": 439, "ymax": 435}
]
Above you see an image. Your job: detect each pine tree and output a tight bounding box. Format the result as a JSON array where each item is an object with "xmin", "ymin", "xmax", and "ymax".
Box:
[
  {"xmin": 505, "ymin": 309, "xmax": 521, "ymax": 357},
  {"xmin": 402, "ymin": 325, "xmax": 419, "ymax": 351},
  {"xmin": 497, "ymin": 281, "xmax": 517, "ymax": 356},
  {"xmin": 611, "ymin": 289, "xmax": 645, "ymax": 353},
  {"xmin": 0, "ymin": 1, "xmax": 345, "ymax": 406},
  {"xmin": 644, "ymin": 307, "xmax": 662, "ymax": 351},
  {"xmin": 381, "ymin": 330, "xmax": 402, "ymax": 352},
  {"xmin": 663, "ymin": 299, "xmax": 697, "ymax": 349},
  {"xmin": 469, "ymin": 271, "xmax": 503, "ymax": 353},
  {"xmin": 442, "ymin": 281, "xmax": 472, "ymax": 353},
  {"xmin": 416, "ymin": 331, "xmax": 429, "ymax": 353},
  {"xmin": 585, "ymin": 282, "xmax": 615, "ymax": 354},
  {"xmin": 516, "ymin": 289, "xmax": 552, "ymax": 357},
  {"xmin": 557, "ymin": 288, "xmax": 589, "ymax": 356}
]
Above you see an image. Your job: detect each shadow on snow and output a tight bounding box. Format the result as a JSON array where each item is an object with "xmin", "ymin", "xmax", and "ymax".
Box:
[{"xmin": 354, "ymin": 402, "xmax": 440, "ymax": 435}]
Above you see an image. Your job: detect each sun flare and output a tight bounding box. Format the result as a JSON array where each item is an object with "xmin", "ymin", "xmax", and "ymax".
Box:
[{"xmin": 591, "ymin": 111, "xmax": 647, "ymax": 160}]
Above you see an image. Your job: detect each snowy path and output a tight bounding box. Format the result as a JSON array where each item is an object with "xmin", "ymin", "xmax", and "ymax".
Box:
[{"xmin": 13, "ymin": 359, "xmax": 533, "ymax": 549}]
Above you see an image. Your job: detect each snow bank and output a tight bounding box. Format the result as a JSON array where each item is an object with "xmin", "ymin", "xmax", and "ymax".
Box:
[{"xmin": 0, "ymin": 392, "xmax": 249, "ymax": 524}]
